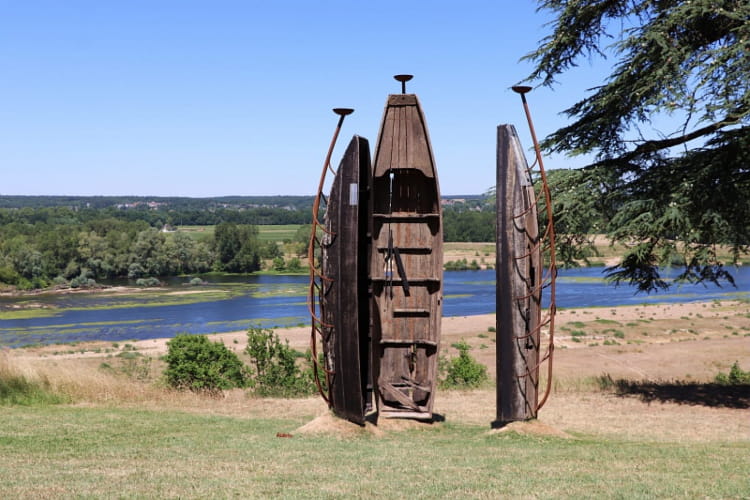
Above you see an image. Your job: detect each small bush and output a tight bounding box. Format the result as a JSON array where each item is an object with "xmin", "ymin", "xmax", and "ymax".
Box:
[
  {"xmin": 164, "ymin": 334, "xmax": 248, "ymax": 392},
  {"xmin": 136, "ymin": 277, "xmax": 161, "ymax": 287},
  {"xmin": 245, "ymin": 326, "xmax": 316, "ymax": 397},
  {"xmin": 440, "ymin": 340, "xmax": 488, "ymax": 389},
  {"xmin": 286, "ymin": 257, "xmax": 303, "ymax": 272},
  {"xmin": 444, "ymin": 258, "xmax": 469, "ymax": 271},
  {"xmin": 715, "ymin": 362, "xmax": 750, "ymax": 385}
]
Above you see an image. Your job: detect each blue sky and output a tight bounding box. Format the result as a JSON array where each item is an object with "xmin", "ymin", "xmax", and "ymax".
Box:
[{"xmin": 0, "ymin": 1, "xmax": 608, "ymax": 197}]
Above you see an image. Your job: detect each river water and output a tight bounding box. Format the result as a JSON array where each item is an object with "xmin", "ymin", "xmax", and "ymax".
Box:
[{"xmin": 1, "ymin": 267, "xmax": 748, "ymax": 347}]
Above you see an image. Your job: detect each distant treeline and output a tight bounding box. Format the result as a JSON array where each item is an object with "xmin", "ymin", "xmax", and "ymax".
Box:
[
  {"xmin": 442, "ymin": 207, "xmax": 496, "ymax": 242},
  {"xmin": 0, "ymin": 196, "xmax": 313, "ymax": 226},
  {"xmin": 0, "ymin": 194, "xmax": 498, "ymax": 241},
  {"xmin": 0, "ymin": 195, "xmax": 314, "ymax": 211},
  {"xmin": 0, "ymin": 212, "xmax": 298, "ymax": 289},
  {"xmin": 0, "ymin": 194, "xmax": 503, "ymax": 289}
]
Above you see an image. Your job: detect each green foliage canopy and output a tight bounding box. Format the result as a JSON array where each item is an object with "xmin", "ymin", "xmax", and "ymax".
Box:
[
  {"xmin": 524, "ymin": 0, "xmax": 750, "ymax": 292},
  {"xmin": 213, "ymin": 222, "xmax": 261, "ymax": 273}
]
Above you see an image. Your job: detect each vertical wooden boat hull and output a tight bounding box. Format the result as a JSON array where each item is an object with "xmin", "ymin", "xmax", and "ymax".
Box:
[
  {"xmin": 322, "ymin": 135, "xmax": 372, "ymax": 425},
  {"xmin": 495, "ymin": 124, "xmax": 542, "ymax": 423},
  {"xmin": 371, "ymin": 93, "xmax": 442, "ymax": 419}
]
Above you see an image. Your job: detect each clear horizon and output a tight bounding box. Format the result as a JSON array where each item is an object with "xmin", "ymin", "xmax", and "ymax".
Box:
[{"xmin": 1, "ymin": 2, "xmax": 609, "ymax": 198}]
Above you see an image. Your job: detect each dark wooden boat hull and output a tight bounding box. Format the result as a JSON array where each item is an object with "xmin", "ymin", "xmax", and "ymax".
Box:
[
  {"xmin": 495, "ymin": 124, "xmax": 542, "ymax": 423},
  {"xmin": 371, "ymin": 93, "xmax": 442, "ymax": 419},
  {"xmin": 322, "ymin": 135, "xmax": 372, "ymax": 425}
]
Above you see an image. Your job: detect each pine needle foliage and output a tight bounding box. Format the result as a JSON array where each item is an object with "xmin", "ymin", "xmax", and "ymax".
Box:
[{"xmin": 524, "ymin": 0, "xmax": 750, "ymax": 292}]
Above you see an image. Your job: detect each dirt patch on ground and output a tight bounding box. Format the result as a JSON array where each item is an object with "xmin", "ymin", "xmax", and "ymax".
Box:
[
  {"xmin": 294, "ymin": 413, "xmax": 384, "ymax": 438},
  {"xmin": 441, "ymin": 300, "xmax": 750, "ymax": 382}
]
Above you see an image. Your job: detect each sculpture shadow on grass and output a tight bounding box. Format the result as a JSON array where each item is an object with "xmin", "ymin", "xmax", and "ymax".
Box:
[{"xmin": 611, "ymin": 379, "xmax": 750, "ymax": 409}]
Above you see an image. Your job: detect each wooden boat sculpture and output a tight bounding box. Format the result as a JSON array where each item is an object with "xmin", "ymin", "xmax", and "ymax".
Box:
[
  {"xmin": 495, "ymin": 124, "xmax": 542, "ymax": 423},
  {"xmin": 370, "ymin": 76, "xmax": 443, "ymax": 419},
  {"xmin": 320, "ymin": 135, "xmax": 372, "ymax": 424}
]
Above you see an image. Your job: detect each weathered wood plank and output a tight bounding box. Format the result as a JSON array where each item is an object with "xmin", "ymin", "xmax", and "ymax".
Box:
[
  {"xmin": 495, "ymin": 124, "xmax": 541, "ymax": 425},
  {"xmin": 321, "ymin": 135, "xmax": 372, "ymax": 425}
]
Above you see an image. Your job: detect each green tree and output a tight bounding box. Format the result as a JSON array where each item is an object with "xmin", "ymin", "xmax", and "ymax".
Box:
[
  {"xmin": 213, "ymin": 222, "xmax": 260, "ymax": 273},
  {"xmin": 286, "ymin": 257, "xmax": 302, "ymax": 272},
  {"xmin": 259, "ymin": 240, "xmax": 283, "ymax": 259},
  {"xmin": 542, "ymin": 169, "xmax": 607, "ymax": 267},
  {"xmin": 524, "ymin": 0, "xmax": 749, "ymax": 292},
  {"xmin": 272, "ymin": 256, "xmax": 285, "ymax": 272},
  {"xmin": 443, "ymin": 208, "xmax": 495, "ymax": 242},
  {"xmin": 291, "ymin": 224, "xmax": 311, "ymax": 258},
  {"xmin": 131, "ymin": 229, "xmax": 168, "ymax": 277}
]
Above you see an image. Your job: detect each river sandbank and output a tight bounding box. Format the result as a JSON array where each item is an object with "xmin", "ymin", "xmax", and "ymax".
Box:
[
  {"xmin": 12, "ymin": 299, "xmax": 750, "ymax": 384},
  {"xmin": 5, "ymin": 299, "xmax": 749, "ymax": 443}
]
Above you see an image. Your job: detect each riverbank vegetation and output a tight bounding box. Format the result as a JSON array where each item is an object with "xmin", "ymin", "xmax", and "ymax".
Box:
[
  {"xmin": 163, "ymin": 327, "xmax": 321, "ymax": 397},
  {"xmin": 1, "ymin": 303, "xmax": 748, "ymax": 497}
]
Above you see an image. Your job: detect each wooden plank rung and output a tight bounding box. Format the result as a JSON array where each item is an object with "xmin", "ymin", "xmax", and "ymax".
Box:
[
  {"xmin": 373, "ymin": 212, "xmax": 440, "ymax": 219},
  {"xmin": 379, "ymin": 339, "xmax": 438, "ymax": 346},
  {"xmin": 371, "ymin": 277, "xmax": 440, "ymax": 283}
]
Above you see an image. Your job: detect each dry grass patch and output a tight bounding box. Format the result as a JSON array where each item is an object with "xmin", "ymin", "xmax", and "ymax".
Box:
[{"xmin": 2, "ymin": 348, "xmax": 174, "ymax": 405}]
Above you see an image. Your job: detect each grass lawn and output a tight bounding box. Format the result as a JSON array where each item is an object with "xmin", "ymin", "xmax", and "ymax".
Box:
[
  {"xmin": 0, "ymin": 404, "xmax": 748, "ymax": 498},
  {"xmin": 175, "ymin": 224, "xmax": 302, "ymax": 244},
  {"xmin": 257, "ymin": 224, "xmax": 303, "ymax": 242}
]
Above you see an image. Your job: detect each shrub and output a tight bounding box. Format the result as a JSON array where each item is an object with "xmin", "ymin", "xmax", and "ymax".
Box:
[
  {"xmin": 0, "ymin": 265, "xmax": 19, "ymax": 285},
  {"xmin": 127, "ymin": 263, "xmax": 145, "ymax": 279},
  {"xmin": 164, "ymin": 334, "xmax": 248, "ymax": 392},
  {"xmin": 136, "ymin": 277, "xmax": 161, "ymax": 287},
  {"xmin": 440, "ymin": 340, "xmax": 488, "ymax": 389},
  {"xmin": 286, "ymin": 257, "xmax": 302, "ymax": 272},
  {"xmin": 715, "ymin": 362, "xmax": 750, "ymax": 385},
  {"xmin": 245, "ymin": 326, "xmax": 316, "ymax": 397},
  {"xmin": 444, "ymin": 258, "xmax": 469, "ymax": 271}
]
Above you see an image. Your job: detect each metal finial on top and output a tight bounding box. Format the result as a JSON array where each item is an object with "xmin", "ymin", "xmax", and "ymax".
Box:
[
  {"xmin": 332, "ymin": 107, "xmax": 353, "ymax": 126},
  {"xmin": 511, "ymin": 85, "xmax": 532, "ymax": 95},
  {"xmin": 394, "ymin": 74, "xmax": 413, "ymax": 94}
]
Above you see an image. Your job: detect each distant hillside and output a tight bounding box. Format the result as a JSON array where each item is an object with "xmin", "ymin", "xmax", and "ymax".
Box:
[
  {"xmin": 0, "ymin": 195, "xmax": 314, "ymax": 211},
  {"xmin": 0, "ymin": 194, "xmax": 493, "ymax": 211}
]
